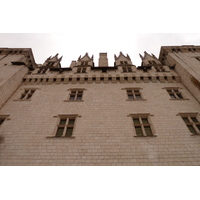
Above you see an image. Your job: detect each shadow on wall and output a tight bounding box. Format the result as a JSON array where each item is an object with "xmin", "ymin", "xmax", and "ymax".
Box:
[{"xmin": 0, "ymin": 135, "xmax": 5, "ymax": 144}]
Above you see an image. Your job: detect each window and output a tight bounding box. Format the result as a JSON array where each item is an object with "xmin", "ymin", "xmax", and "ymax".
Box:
[
  {"xmin": 131, "ymin": 114, "xmax": 154, "ymax": 137},
  {"xmin": 126, "ymin": 88, "xmax": 142, "ymax": 100},
  {"xmin": 55, "ymin": 116, "xmax": 76, "ymax": 137},
  {"xmin": 154, "ymin": 66, "xmax": 165, "ymax": 72},
  {"xmin": 69, "ymin": 89, "xmax": 84, "ymax": 101},
  {"xmin": 77, "ymin": 67, "xmax": 86, "ymax": 73},
  {"xmin": 20, "ymin": 89, "xmax": 36, "ymax": 100},
  {"xmin": 166, "ymin": 88, "xmax": 184, "ymax": 99},
  {"xmin": 148, "ymin": 60, "xmax": 156, "ymax": 65},
  {"xmin": 195, "ymin": 57, "xmax": 200, "ymax": 62},
  {"xmin": 120, "ymin": 61, "xmax": 128, "ymax": 65},
  {"xmin": 0, "ymin": 115, "xmax": 9, "ymax": 126},
  {"xmin": 81, "ymin": 61, "xmax": 88, "ymax": 65},
  {"xmin": 47, "ymin": 62, "xmax": 54, "ymax": 67},
  {"xmin": 37, "ymin": 68, "xmax": 48, "ymax": 74},
  {"xmin": 180, "ymin": 113, "xmax": 200, "ymax": 135},
  {"xmin": 122, "ymin": 66, "xmax": 132, "ymax": 72}
]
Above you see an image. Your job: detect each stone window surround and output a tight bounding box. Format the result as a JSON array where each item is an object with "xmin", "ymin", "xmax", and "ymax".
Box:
[
  {"xmin": 178, "ymin": 113, "xmax": 200, "ymax": 135},
  {"xmin": 14, "ymin": 87, "xmax": 39, "ymax": 101},
  {"xmin": 122, "ymin": 87, "xmax": 146, "ymax": 101},
  {"xmin": 64, "ymin": 88, "xmax": 86, "ymax": 102},
  {"xmin": 0, "ymin": 115, "xmax": 10, "ymax": 126},
  {"xmin": 46, "ymin": 114, "xmax": 81, "ymax": 138},
  {"xmin": 163, "ymin": 87, "xmax": 189, "ymax": 100},
  {"xmin": 128, "ymin": 113, "xmax": 156, "ymax": 137}
]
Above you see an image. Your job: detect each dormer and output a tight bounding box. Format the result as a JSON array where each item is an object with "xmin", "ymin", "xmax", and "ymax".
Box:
[
  {"xmin": 114, "ymin": 52, "xmax": 136, "ymax": 73},
  {"xmin": 42, "ymin": 53, "xmax": 62, "ymax": 68},
  {"xmin": 114, "ymin": 52, "xmax": 133, "ymax": 66},
  {"xmin": 139, "ymin": 51, "xmax": 162, "ymax": 67},
  {"xmin": 76, "ymin": 53, "xmax": 94, "ymax": 67},
  {"xmin": 139, "ymin": 51, "xmax": 170, "ymax": 72}
]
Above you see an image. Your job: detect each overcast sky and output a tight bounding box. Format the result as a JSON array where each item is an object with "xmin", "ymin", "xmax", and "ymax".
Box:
[
  {"xmin": 0, "ymin": 33, "xmax": 199, "ymax": 67},
  {"xmin": 1, "ymin": 0, "xmax": 200, "ymax": 68}
]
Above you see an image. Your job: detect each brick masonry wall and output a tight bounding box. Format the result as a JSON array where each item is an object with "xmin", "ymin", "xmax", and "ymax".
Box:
[{"xmin": 0, "ymin": 80, "xmax": 200, "ymax": 166}]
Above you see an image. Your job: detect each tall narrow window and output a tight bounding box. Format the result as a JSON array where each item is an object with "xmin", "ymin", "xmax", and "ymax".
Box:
[
  {"xmin": 126, "ymin": 88, "xmax": 142, "ymax": 100},
  {"xmin": 120, "ymin": 61, "xmax": 128, "ymax": 65},
  {"xmin": 154, "ymin": 66, "xmax": 165, "ymax": 72},
  {"xmin": 20, "ymin": 89, "xmax": 36, "ymax": 100},
  {"xmin": 77, "ymin": 67, "xmax": 86, "ymax": 73},
  {"xmin": 81, "ymin": 61, "xmax": 88, "ymax": 65},
  {"xmin": 37, "ymin": 68, "xmax": 48, "ymax": 74},
  {"xmin": 0, "ymin": 115, "xmax": 9, "ymax": 126},
  {"xmin": 122, "ymin": 66, "xmax": 132, "ymax": 72},
  {"xmin": 69, "ymin": 89, "xmax": 84, "ymax": 101},
  {"xmin": 132, "ymin": 114, "xmax": 154, "ymax": 137},
  {"xmin": 166, "ymin": 88, "xmax": 184, "ymax": 99},
  {"xmin": 180, "ymin": 114, "xmax": 200, "ymax": 135},
  {"xmin": 55, "ymin": 116, "xmax": 76, "ymax": 137}
]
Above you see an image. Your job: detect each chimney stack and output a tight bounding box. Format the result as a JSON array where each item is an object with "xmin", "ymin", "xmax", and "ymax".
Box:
[{"xmin": 98, "ymin": 53, "xmax": 108, "ymax": 67}]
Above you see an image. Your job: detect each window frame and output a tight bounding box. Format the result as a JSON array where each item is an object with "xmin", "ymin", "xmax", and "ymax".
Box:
[
  {"xmin": 154, "ymin": 66, "xmax": 165, "ymax": 72},
  {"xmin": 124, "ymin": 88, "xmax": 145, "ymax": 101},
  {"xmin": 77, "ymin": 67, "xmax": 87, "ymax": 73},
  {"xmin": 0, "ymin": 115, "xmax": 9, "ymax": 126},
  {"xmin": 179, "ymin": 113, "xmax": 200, "ymax": 135},
  {"xmin": 122, "ymin": 66, "xmax": 132, "ymax": 72},
  {"xmin": 64, "ymin": 88, "xmax": 86, "ymax": 102},
  {"xmin": 130, "ymin": 114, "xmax": 156, "ymax": 137},
  {"xmin": 55, "ymin": 115, "xmax": 77, "ymax": 138},
  {"xmin": 15, "ymin": 88, "xmax": 37, "ymax": 101},
  {"xmin": 164, "ymin": 87, "xmax": 188, "ymax": 100}
]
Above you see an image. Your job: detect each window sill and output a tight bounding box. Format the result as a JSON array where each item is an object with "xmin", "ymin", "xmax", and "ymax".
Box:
[
  {"xmin": 13, "ymin": 99, "xmax": 31, "ymax": 101},
  {"xmin": 170, "ymin": 98, "xmax": 189, "ymax": 100},
  {"xmin": 64, "ymin": 100, "xmax": 84, "ymax": 102},
  {"xmin": 126, "ymin": 99, "xmax": 146, "ymax": 101},
  {"xmin": 134, "ymin": 135, "xmax": 157, "ymax": 137},
  {"xmin": 190, "ymin": 134, "xmax": 200, "ymax": 136},
  {"xmin": 46, "ymin": 136, "xmax": 76, "ymax": 139}
]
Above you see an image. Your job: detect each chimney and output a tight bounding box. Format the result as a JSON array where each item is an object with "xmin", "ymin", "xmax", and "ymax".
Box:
[{"xmin": 98, "ymin": 53, "xmax": 108, "ymax": 67}]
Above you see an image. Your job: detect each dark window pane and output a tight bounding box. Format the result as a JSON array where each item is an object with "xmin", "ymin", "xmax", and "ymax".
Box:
[
  {"xmin": 142, "ymin": 118, "xmax": 149, "ymax": 124},
  {"xmin": 135, "ymin": 94, "xmax": 142, "ymax": 100},
  {"xmin": 70, "ymin": 95, "xmax": 75, "ymax": 100},
  {"xmin": 56, "ymin": 127, "xmax": 64, "ymax": 137},
  {"xmin": 174, "ymin": 90, "xmax": 179, "ymax": 93},
  {"xmin": 0, "ymin": 118, "xmax": 5, "ymax": 125},
  {"xmin": 27, "ymin": 94, "xmax": 32, "ymax": 99},
  {"xmin": 144, "ymin": 126, "xmax": 153, "ymax": 136},
  {"xmin": 182, "ymin": 117, "xmax": 189, "ymax": 123},
  {"xmin": 20, "ymin": 94, "xmax": 26, "ymax": 99},
  {"xmin": 187, "ymin": 125, "xmax": 197, "ymax": 134},
  {"xmin": 65, "ymin": 127, "xmax": 73, "ymax": 137},
  {"xmin": 77, "ymin": 95, "xmax": 82, "ymax": 100},
  {"xmin": 135, "ymin": 126, "xmax": 143, "ymax": 136},
  {"xmin": 191, "ymin": 117, "xmax": 198, "ymax": 123},
  {"xmin": 177, "ymin": 94, "xmax": 183, "ymax": 99},
  {"xmin": 196, "ymin": 125, "xmax": 200, "ymax": 131},
  {"xmin": 68, "ymin": 119, "xmax": 75, "ymax": 125},
  {"xmin": 127, "ymin": 90, "xmax": 132, "ymax": 93},
  {"xmin": 59, "ymin": 119, "xmax": 66, "ymax": 125},
  {"xmin": 170, "ymin": 94, "xmax": 176, "ymax": 99},
  {"xmin": 133, "ymin": 118, "xmax": 140, "ymax": 124},
  {"xmin": 128, "ymin": 95, "xmax": 134, "ymax": 100}
]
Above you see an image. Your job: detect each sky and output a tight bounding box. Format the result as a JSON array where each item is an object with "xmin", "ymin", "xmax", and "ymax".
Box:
[
  {"xmin": 0, "ymin": 33, "xmax": 199, "ymax": 67},
  {"xmin": 1, "ymin": 0, "xmax": 200, "ymax": 68}
]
